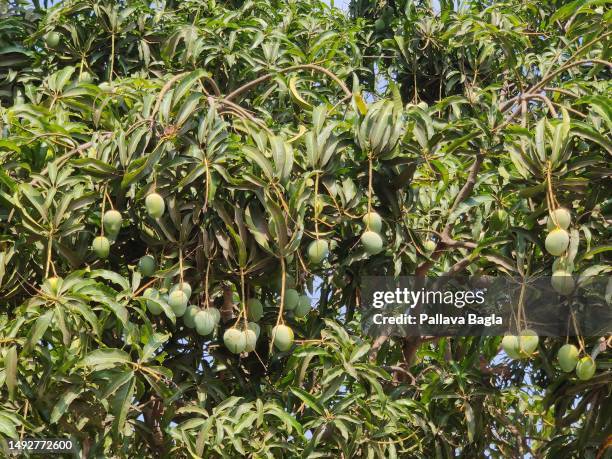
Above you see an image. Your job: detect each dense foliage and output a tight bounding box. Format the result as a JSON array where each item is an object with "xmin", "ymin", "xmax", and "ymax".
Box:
[{"xmin": 0, "ymin": 0, "xmax": 610, "ymax": 457}]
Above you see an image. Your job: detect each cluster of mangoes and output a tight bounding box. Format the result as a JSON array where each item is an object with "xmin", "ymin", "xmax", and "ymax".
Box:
[
  {"xmin": 240, "ymin": 287, "xmax": 311, "ymax": 353},
  {"xmin": 556, "ymin": 343, "xmax": 596, "ymax": 380},
  {"xmin": 143, "ymin": 281, "xmax": 194, "ymax": 319},
  {"xmin": 89, "ymin": 191, "xmax": 305, "ymax": 355},
  {"xmin": 281, "ymin": 289, "xmax": 313, "ymax": 319},
  {"xmin": 223, "ymin": 319, "xmax": 293, "ymax": 355},
  {"xmin": 544, "ymin": 208, "xmax": 575, "ymax": 295},
  {"xmin": 91, "ymin": 192, "xmax": 165, "ymax": 259},
  {"xmin": 306, "ymin": 210, "xmax": 385, "ymax": 266},
  {"xmin": 141, "ymin": 270, "xmax": 297, "ymax": 355},
  {"xmin": 360, "ymin": 211, "xmax": 385, "ymax": 256},
  {"xmin": 213, "ymin": 289, "xmax": 298, "ymax": 354},
  {"xmin": 502, "ymin": 332, "xmax": 596, "ymax": 380}
]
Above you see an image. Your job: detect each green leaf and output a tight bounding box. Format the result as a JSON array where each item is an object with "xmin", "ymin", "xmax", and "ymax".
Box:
[
  {"xmin": 112, "ymin": 375, "xmax": 136, "ymax": 436},
  {"xmin": 50, "ymin": 387, "xmax": 82, "ymax": 424},
  {"xmin": 518, "ymin": 183, "xmax": 546, "ymax": 198},
  {"xmin": 293, "ymin": 347, "xmax": 330, "ymax": 358},
  {"xmin": 65, "ymin": 301, "xmax": 101, "ymax": 337},
  {"xmin": 5, "ymin": 346, "xmax": 17, "ymax": 400},
  {"xmin": 571, "ymin": 122, "xmax": 612, "ymax": 155},
  {"xmin": 243, "ymin": 146, "xmax": 274, "ymax": 181},
  {"xmin": 579, "ymin": 245, "xmax": 612, "ymax": 261},
  {"xmin": 103, "ymin": 298, "xmax": 129, "ymax": 327},
  {"xmin": 290, "ymin": 387, "xmax": 324, "ymax": 415},
  {"xmin": 157, "ymin": 298, "xmax": 177, "ymax": 325},
  {"xmin": 430, "ymin": 160, "xmax": 449, "ymax": 187},
  {"xmin": 90, "ymin": 270, "xmax": 130, "ymax": 291},
  {"xmin": 178, "ymin": 163, "xmax": 206, "ymax": 189},
  {"xmin": 550, "ymin": 0, "xmax": 581, "ymax": 22},
  {"xmin": 24, "ymin": 309, "xmax": 54, "ymax": 354},
  {"xmin": 266, "ymin": 404, "xmax": 304, "ymax": 438},
  {"xmin": 47, "ymin": 66, "xmax": 76, "ymax": 92},
  {"xmin": 78, "ymin": 348, "xmax": 132, "ymax": 371},
  {"xmin": 140, "ymin": 333, "xmax": 170, "ymax": 362},
  {"xmin": 0, "ymin": 413, "xmax": 18, "ymax": 439},
  {"xmin": 349, "ymin": 343, "xmax": 371, "ymax": 363},
  {"xmin": 100, "ymin": 370, "xmax": 134, "ymax": 400},
  {"xmin": 0, "ymin": 169, "xmax": 17, "ymax": 193},
  {"xmin": 71, "ymin": 158, "xmax": 117, "ymax": 177},
  {"xmin": 448, "ymin": 195, "xmax": 494, "ymax": 225},
  {"xmin": 173, "ymin": 69, "xmax": 207, "ymax": 105},
  {"xmin": 121, "ymin": 142, "xmax": 166, "ymax": 189},
  {"xmin": 175, "ymin": 93, "xmax": 202, "ymax": 127},
  {"xmin": 444, "ymin": 131, "xmax": 480, "ymax": 155},
  {"xmin": 270, "ymin": 135, "xmax": 293, "ymax": 183}
]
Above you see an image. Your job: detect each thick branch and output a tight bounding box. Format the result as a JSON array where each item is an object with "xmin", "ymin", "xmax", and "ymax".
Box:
[
  {"xmin": 413, "ymin": 153, "xmax": 484, "ymax": 277},
  {"xmin": 443, "ymin": 153, "xmax": 485, "ymax": 238},
  {"xmin": 390, "ymin": 153, "xmax": 485, "ymax": 370},
  {"xmin": 221, "ymin": 283, "xmax": 234, "ymax": 323},
  {"xmin": 527, "ymin": 94, "xmax": 558, "ymax": 117},
  {"xmin": 371, "ymin": 153, "xmax": 483, "ymax": 366},
  {"xmin": 444, "ymin": 254, "xmax": 475, "ymax": 276},
  {"xmin": 369, "ymin": 335, "xmax": 388, "ymax": 362}
]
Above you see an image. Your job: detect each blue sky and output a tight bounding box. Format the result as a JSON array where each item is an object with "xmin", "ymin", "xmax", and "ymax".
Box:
[
  {"xmin": 326, "ymin": 0, "xmax": 441, "ymax": 13},
  {"xmin": 327, "ymin": 0, "xmax": 351, "ymax": 10}
]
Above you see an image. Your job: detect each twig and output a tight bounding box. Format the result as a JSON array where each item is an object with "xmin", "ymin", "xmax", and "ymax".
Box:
[{"xmin": 225, "ymin": 64, "xmax": 352, "ymax": 101}]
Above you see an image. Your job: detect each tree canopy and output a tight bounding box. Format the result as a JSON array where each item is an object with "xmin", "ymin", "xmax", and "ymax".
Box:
[{"xmin": 0, "ymin": 0, "xmax": 610, "ymax": 457}]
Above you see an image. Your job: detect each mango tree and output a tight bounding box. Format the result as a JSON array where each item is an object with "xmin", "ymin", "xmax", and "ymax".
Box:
[{"xmin": 0, "ymin": 0, "xmax": 610, "ymax": 457}]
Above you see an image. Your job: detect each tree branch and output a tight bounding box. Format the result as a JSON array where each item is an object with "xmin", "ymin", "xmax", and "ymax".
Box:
[
  {"xmin": 225, "ymin": 64, "xmax": 352, "ymax": 102},
  {"xmin": 443, "ymin": 153, "xmax": 484, "ymax": 237},
  {"xmin": 386, "ymin": 153, "xmax": 486, "ymax": 372}
]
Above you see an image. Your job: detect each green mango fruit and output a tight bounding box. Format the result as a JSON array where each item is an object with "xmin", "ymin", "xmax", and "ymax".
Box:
[
  {"xmin": 243, "ymin": 329, "xmax": 257, "ymax": 353},
  {"xmin": 138, "ymin": 255, "xmax": 156, "ymax": 277},
  {"xmin": 92, "ymin": 236, "xmax": 110, "ymax": 259},
  {"xmin": 294, "ymin": 294, "xmax": 311, "ymax": 318},
  {"xmin": 102, "ymin": 210, "xmax": 122, "ymax": 235},
  {"xmin": 144, "ymin": 288, "xmax": 163, "ymax": 315},
  {"xmin": 171, "ymin": 282, "xmax": 192, "ymax": 299},
  {"xmin": 551, "ymin": 270, "xmax": 574, "ymax": 295},
  {"xmin": 361, "ymin": 230, "xmax": 383, "ymax": 255},
  {"xmin": 284, "ymin": 289, "xmax": 299, "ymax": 311},
  {"xmin": 168, "ymin": 290, "xmax": 188, "ymax": 317},
  {"xmin": 183, "ymin": 305, "xmax": 199, "ymax": 328},
  {"xmin": 145, "ymin": 192, "xmax": 165, "ymax": 218},
  {"xmin": 545, "ymin": 228, "xmax": 569, "ymax": 256},
  {"xmin": 557, "ymin": 344, "xmax": 579, "ymax": 372},
  {"xmin": 195, "ymin": 309, "xmax": 216, "ymax": 336},
  {"xmin": 248, "ymin": 322, "xmax": 261, "ymax": 339},
  {"xmin": 519, "ymin": 329, "xmax": 539, "ymax": 356},
  {"xmin": 224, "ymin": 328, "xmax": 246, "ymax": 354},
  {"xmin": 547, "ymin": 207, "xmax": 571, "ymax": 230},
  {"xmin": 272, "ymin": 324, "xmax": 294, "ymax": 351},
  {"xmin": 44, "ymin": 31, "xmax": 61, "ymax": 48},
  {"xmin": 501, "ymin": 335, "xmax": 521, "ymax": 359},
  {"xmin": 362, "ymin": 212, "xmax": 382, "ymax": 232},
  {"xmin": 308, "ymin": 239, "xmax": 329, "ymax": 264},
  {"xmin": 575, "ymin": 356, "xmax": 596, "ymax": 380}
]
